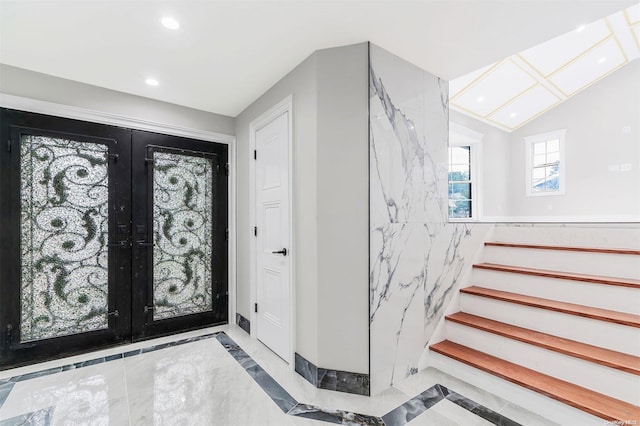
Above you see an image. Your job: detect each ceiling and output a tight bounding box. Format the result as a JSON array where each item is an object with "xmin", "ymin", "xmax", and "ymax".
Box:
[
  {"xmin": 450, "ymin": 3, "xmax": 640, "ymax": 132},
  {"xmin": 0, "ymin": 0, "xmax": 636, "ymax": 117}
]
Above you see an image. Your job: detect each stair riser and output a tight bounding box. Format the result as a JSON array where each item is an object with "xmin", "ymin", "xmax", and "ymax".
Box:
[
  {"xmin": 428, "ymin": 351, "xmax": 605, "ymax": 426},
  {"xmin": 460, "ymin": 294, "xmax": 640, "ymax": 356},
  {"xmin": 491, "ymin": 225, "xmax": 640, "ymax": 252},
  {"xmin": 447, "ymin": 322, "xmax": 640, "ymax": 405},
  {"xmin": 472, "ymin": 269, "xmax": 640, "ymax": 314},
  {"xmin": 483, "ymin": 246, "xmax": 640, "ymax": 280}
]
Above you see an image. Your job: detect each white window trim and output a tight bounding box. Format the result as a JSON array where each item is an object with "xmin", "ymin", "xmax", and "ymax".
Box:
[
  {"xmin": 524, "ymin": 129, "xmax": 566, "ymax": 197},
  {"xmin": 449, "ymin": 122, "xmax": 483, "ymax": 221}
]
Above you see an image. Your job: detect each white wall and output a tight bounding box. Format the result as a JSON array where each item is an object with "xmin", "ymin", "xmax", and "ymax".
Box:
[
  {"xmin": 234, "ymin": 43, "xmax": 369, "ymax": 373},
  {"xmin": 451, "ymin": 60, "xmax": 640, "ymax": 221},
  {"xmin": 0, "ymin": 64, "xmax": 235, "ymax": 135},
  {"xmin": 449, "ymin": 110, "xmax": 512, "ymax": 218},
  {"xmin": 509, "ymin": 60, "xmax": 640, "ymax": 220}
]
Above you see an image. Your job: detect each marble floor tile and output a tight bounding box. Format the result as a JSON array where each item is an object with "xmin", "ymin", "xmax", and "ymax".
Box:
[
  {"xmin": 412, "ymin": 399, "xmax": 495, "ymax": 426},
  {"xmin": 0, "ymin": 325, "xmax": 559, "ymax": 426},
  {"xmin": 0, "ymin": 360, "xmax": 128, "ymax": 421}
]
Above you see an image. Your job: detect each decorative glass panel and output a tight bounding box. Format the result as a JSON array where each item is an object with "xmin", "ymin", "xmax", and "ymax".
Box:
[
  {"xmin": 20, "ymin": 135, "xmax": 109, "ymax": 342},
  {"xmin": 152, "ymin": 152, "xmax": 214, "ymax": 320}
]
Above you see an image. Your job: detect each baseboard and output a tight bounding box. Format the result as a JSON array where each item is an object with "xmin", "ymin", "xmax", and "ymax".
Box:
[
  {"xmin": 294, "ymin": 353, "xmax": 370, "ymax": 396},
  {"xmin": 235, "ymin": 313, "xmax": 250, "ymax": 334}
]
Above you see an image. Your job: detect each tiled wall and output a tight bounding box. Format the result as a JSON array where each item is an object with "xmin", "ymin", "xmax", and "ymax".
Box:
[{"xmin": 368, "ymin": 44, "xmax": 490, "ymax": 395}]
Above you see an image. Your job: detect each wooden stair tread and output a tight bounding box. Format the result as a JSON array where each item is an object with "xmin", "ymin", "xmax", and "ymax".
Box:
[
  {"xmin": 447, "ymin": 312, "xmax": 640, "ymax": 375},
  {"xmin": 473, "ymin": 263, "xmax": 640, "ymax": 288},
  {"xmin": 430, "ymin": 340, "xmax": 640, "ymax": 422},
  {"xmin": 485, "ymin": 242, "xmax": 640, "ymax": 256},
  {"xmin": 461, "ymin": 286, "xmax": 640, "ymax": 328}
]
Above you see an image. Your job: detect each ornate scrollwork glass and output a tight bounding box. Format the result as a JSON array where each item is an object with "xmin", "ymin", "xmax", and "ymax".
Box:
[
  {"xmin": 20, "ymin": 135, "xmax": 109, "ymax": 342},
  {"xmin": 152, "ymin": 152, "xmax": 213, "ymax": 320}
]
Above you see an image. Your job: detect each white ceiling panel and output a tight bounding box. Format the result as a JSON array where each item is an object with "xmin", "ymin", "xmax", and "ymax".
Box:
[
  {"xmin": 489, "ymin": 85, "xmax": 560, "ymax": 130},
  {"xmin": 519, "ymin": 20, "xmax": 611, "ymax": 77},
  {"xmin": 452, "ymin": 60, "xmax": 536, "ymax": 117},
  {"xmin": 634, "ymin": 25, "xmax": 640, "ymax": 48},
  {"xmin": 449, "ymin": 62, "xmax": 495, "ymax": 98},
  {"xmin": 549, "ymin": 37, "xmax": 627, "ymax": 96},
  {"xmin": 626, "ymin": 3, "xmax": 640, "ymax": 23}
]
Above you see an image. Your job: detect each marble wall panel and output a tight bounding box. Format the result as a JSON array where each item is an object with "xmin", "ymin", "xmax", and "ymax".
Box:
[{"xmin": 369, "ymin": 44, "xmax": 490, "ymax": 395}]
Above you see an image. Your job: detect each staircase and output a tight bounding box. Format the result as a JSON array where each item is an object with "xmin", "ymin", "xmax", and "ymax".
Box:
[{"xmin": 429, "ymin": 239, "xmax": 640, "ymax": 425}]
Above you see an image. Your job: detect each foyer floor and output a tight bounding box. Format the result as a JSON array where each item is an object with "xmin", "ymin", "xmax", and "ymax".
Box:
[{"xmin": 0, "ymin": 325, "xmax": 558, "ymax": 426}]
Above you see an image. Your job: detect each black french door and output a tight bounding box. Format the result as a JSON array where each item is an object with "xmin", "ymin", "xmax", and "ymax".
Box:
[{"xmin": 0, "ymin": 109, "xmax": 228, "ymax": 369}]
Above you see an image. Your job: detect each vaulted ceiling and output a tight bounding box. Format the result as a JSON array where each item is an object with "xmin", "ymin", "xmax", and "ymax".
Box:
[
  {"xmin": 0, "ymin": 1, "xmax": 636, "ymax": 117},
  {"xmin": 451, "ymin": 4, "xmax": 640, "ymax": 132}
]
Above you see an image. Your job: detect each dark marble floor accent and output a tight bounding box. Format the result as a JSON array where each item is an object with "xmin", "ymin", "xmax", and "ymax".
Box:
[
  {"xmin": 295, "ymin": 352, "xmax": 370, "ymax": 396},
  {"xmin": 288, "ymin": 403, "xmax": 384, "ymax": 425},
  {"xmin": 123, "ymin": 333, "xmax": 217, "ymax": 357},
  {"xmin": 0, "ymin": 382, "xmax": 14, "ymax": 410},
  {"xmin": 0, "ymin": 407, "xmax": 52, "ymax": 426},
  {"xmin": 381, "ymin": 384, "xmax": 446, "ymax": 426},
  {"xmin": 444, "ymin": 389, "xmax": 522, "ymax": 426},
  {"xmin": 382, "ymin": 383, "xmax": 523, "ymax": 426},
  {"xmin": 216, "ymin": 332, "xmax": 298, "ymax": 413},
  {"xmin": 236, "ymin": 313, "xmax": 251, "ymax": 334}
]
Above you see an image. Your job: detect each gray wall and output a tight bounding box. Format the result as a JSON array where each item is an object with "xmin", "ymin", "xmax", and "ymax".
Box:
[
  {"xmin": 0, "ymin": 64, "xmax": 235, "ymax": 135},
  {"xmin": 315, "ymin": 45, "xmax": 369, "ymax": 372},
  {"xmin": 235, "ymin": 51, "xmax": 320, "ymax": 364},
  {"xmin": 234, "ymin": 43, "xmax": 369, "ymax": 372}
]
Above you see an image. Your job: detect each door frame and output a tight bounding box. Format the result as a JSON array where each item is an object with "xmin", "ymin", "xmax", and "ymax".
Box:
[
  {"xmin": 0, "ymin": 93, "xmax": 238, "ymax": 331},
  {"xmin": 249, "ymin": 95, "xmax": 294, "ymax": 367}
]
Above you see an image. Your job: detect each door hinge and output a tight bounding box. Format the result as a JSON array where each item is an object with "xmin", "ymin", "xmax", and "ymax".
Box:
[
  {"xmin": 6, "ymin": 139, "xmax": 11, "ymax": 152},
  {"xmin": 144, "ymin": 305, "xmax": 154, "ymax": 314},
  {"xmin": 6, "ymin": 324, "xmax": 12, "ymax": 344},
  {"xmin": 107, "ymin": 153, "xmax": 119, "ymax": 162},
  {"xmin": 253, "ymin": 150, "xmax": 257, "ymax": 160},
  {"xmin": 254, "ymin": 226, "xmax": 257, "ymax": 237},
  {"xmin": 225, "ymin": 163, "xmax": 229, "ymax": 176},
  {"xmin": 225, "ymin": 228, "xmax": 229, "ymax": 241},
  {"xmin": 107, "ymin": 310, "xmax": 119, "ymax": 318},
  {"xmin": 254, "ymin": 303, "xmax": 258, "ymax": 313}
]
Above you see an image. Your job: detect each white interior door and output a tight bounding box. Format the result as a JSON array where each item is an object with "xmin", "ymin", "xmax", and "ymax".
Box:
[{"xmin": 255, "ymin": 111, "xmax": 290, "ymax": 361}]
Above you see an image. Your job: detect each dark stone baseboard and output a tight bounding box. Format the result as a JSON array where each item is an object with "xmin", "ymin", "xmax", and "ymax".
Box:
[
  {"xmin": 295, "ymin": 353, "xmax": 370, "ymax": 396},
  {"xmin": 235, "ymin": 313, "xmax": 250, "ymax": 334}
]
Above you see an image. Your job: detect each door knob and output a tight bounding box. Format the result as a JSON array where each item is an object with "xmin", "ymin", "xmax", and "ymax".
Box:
[{"xmin": 272, "ymin": 248, "xmax": 288, "ymax": 256}]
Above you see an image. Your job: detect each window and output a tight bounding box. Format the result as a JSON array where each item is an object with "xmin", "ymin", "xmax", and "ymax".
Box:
[
  {"xmin": 448, "ymin": 122, "xmax": 482, "ymax": 220},
  {"xmin": 448, "ymin": 146, "xmax": 473, "ymax": 218},
  {"xmin": 525, "ymin": 129, "xmax": 566, "ymax": 196}
]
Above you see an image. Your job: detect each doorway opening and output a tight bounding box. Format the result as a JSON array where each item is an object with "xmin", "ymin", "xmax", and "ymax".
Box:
[{"xmin": 0, "ymin": 108, "xmax": 229, "ymax": 369}]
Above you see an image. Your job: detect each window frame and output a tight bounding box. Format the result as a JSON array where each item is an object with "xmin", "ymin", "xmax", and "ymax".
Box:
[
  {"xmin": 524, "ymin": 129, "xmax": 566, "ymax": 197},
  {"xmin": 448, "ymin": 122, "xmax": 483, "ymax": 221}
]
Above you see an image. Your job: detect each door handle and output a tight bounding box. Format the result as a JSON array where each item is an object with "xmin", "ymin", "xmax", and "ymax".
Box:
[
  {"xmin": 136, "ymin": 240, "xmax": 154, "ymax": 247},
  {"xmin": 272, "ymin": 248, "xmax": 288, "ymax": 256}
]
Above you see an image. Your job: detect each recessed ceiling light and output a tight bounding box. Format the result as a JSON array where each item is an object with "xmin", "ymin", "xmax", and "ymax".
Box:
[
  {"xmin": 598, "ymin": 56, "xmax": 607, "ymax": 64},
  {"xmin": 576, "ymin": 25, "xmax": 586, "ymax": 33},
  {"xmin": 145, "ymin": 78, "xmax": 159, "ymax": 86},
  {"xmin": 476, "ymin": 96, "xmax": 484, "ymax": 103},
  {"xmin": 161, "ymin": 17, "xmax": 180, "ymax": 30},
  {"xmin": 510, "ymin": 112, "xmax": 518, "ymax": 118}
]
